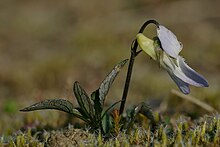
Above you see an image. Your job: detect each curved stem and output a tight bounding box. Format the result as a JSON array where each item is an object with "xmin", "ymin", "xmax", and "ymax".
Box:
[
  {"xmin": 138, "ymin": 19, "xmax": 159, "ymax": 33},
  {"xmin": 119, "ymin": 19, "xmax": 159, "ymax": 115}
]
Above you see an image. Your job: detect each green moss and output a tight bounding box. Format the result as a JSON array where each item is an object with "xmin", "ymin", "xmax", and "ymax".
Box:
[{"xmin": 1, "ymin": 114, "xmax": 219, "ymax": 146}]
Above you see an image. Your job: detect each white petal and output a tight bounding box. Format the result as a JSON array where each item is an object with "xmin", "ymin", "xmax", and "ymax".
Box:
[
  {"xmin": 170, "ymin": 57, "xmax": 207, "ymax": 87},
  {"xmin": 161, "ymin": 54, "xmax": 208, "ymax": 88},
  {"xmin": 167, "ymin": 69, "xmax": 190, "ymax": 94},
  {"xmin": 178, "ymin": 57, "xmax": 209, "ymax": 87},
  {"xmin": 157, "ymin": 25, "xmax": 182, "ymax": 58},
  {"xmin": 161, "ymin": 54, "xmax": 190, "ymax": 94}
]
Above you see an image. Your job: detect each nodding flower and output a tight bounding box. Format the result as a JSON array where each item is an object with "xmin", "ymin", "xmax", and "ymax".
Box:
[{"xmin": 136, "ymin": 25, "xmax": 209, "ymax": 94}]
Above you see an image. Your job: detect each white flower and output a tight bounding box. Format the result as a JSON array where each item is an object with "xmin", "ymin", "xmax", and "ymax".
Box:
[
  {"xmin": 136, "ymin": 33, "xmax": 209, "ymax": 94},
  {"xmin": 157, "ymin": 25, "xmax": 183, "ymax": 58}
]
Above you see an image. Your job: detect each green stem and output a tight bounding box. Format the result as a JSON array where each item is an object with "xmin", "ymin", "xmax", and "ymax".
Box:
[{"xmin": 119, "ymin": 19, "xmax": 159, "ymax": 115}]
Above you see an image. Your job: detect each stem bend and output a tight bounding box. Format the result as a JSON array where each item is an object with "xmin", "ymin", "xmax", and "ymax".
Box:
[{"xmin": 119, "ymin": 19, "xmax": 160, "ymax": 115}]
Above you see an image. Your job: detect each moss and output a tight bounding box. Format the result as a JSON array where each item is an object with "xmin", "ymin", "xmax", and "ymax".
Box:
[{"xmin": 1, "ymin": 114, "xmax": 219, "ymax": 146}]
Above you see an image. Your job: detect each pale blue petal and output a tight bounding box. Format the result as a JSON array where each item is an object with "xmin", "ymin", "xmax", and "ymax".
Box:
[
  {"xmin": 157, "ymin": 25, "xmax": 182, "ymax": 58},
  {"xmin": 167, "ymin": 69, "xmax": 190, "ymax": 94},
  {"xmin": 178, "ymin": 57, "xmax": 209, "ymax": 87}
]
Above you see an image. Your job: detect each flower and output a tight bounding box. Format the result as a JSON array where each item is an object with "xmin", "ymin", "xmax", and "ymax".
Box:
[{"xmin": 136, "ymin": 28, "xmax": 209, "ymax": 94}]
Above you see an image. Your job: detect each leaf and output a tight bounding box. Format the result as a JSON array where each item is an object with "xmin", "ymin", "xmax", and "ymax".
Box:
[
  {"xmin": 122, "ymin": 106, "xmax": 137, "ymax": 130},
  {"xmin": 98, "ymin": 59, "xmax": 128, "ymax": 105},
  {"xmin": 91, "ymin": 90, "xmax": 102, "ymax": 120},
  {"xmin": 102, "ymin": 113, "xmax": 113, "ymax": 134},
  {"xmin": 101, "ymin": 100, "xmax": 122, "ymax": 120},
  {"xmin": 20, "ymin": 99, "xmax": 90, "ymax": 123},
  {"xmin": 135, "ymin": 102, "xmax": 156, "ymax": 125},
  {"xmin": 73, "ymin": 81, "xmax": 94, "ymax": 119},
  {"xmin": 124, "ymin": 102, "xmax": 156, "ymax": 131},
  {"xmin": 20, "ymin": 99, "xmax": 74, "ymax": 114},
  {"xmin": 71, "ymin": 108, "xmax": 91, "ymax": 123}
]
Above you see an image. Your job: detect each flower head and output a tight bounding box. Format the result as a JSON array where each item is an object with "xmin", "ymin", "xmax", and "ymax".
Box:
[{"xmin": 136, "ymin": 30, "xmax": 209, "ymax": 94}]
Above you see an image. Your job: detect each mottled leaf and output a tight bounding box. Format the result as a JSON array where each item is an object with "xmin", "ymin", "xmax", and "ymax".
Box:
[
  {"xmin": 99, "ymin": 59, "xmax": 128, "ymax": 105},
  {"xmin": 20, "ymin": 99, "xmax": 74, "ymax": 114},
  {"xmin": 91, "ymin": 90, "xmax": 102, "ymax": 120},
  {"xmin": 20, "ymin": 99, "xmax": 91, "ymax": 123},
  {"xmin": 73, "ymin": 81, "xmax": 94, "ymax": 119}
]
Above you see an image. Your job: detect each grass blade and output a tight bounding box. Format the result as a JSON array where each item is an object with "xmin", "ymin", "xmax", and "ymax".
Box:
[{"xmin": 171, "ymin": 89, "xmax": 217, "ymax": 113}]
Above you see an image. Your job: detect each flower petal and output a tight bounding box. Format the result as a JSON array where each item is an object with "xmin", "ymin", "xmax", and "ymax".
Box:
[
  {"xmin": 178, "ymin": 57, "xmax": 209, "ymax": 87},
  {"xmin": 161, "ymin": 53, "xmax": 208, "ymax": 89},
  {"xmin": 167, "ymin": 69, "xmax": 190, "ymax": 94},
  {"xmin": 157, "ymin": 25, "xmax": 182, "ymax": 58}
]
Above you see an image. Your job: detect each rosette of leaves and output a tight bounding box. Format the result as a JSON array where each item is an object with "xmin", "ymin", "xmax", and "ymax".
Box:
[{"xmin": 20, "ymin": 59, "xmax": 128, "ymax": 133}]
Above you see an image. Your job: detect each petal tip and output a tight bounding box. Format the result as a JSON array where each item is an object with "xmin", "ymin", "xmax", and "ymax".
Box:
[
  {"xmin": 178, "ymin": 57, "xmax": 209, "ymax": 88},
  {"xmin": 167, "ymin": 69, "xmax": 190, "ymax": 95},
  {"xmin": 203, "ymin": 81, "xmax": 209, "ymax": 87},
  {"xmin": 180, "ymin": 86, "xmax": 190, "ymax": 95}
]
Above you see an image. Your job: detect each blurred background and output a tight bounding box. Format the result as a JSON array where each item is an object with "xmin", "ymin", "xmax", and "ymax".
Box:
[{"xmin": 0, "ymin": 0, "xmax": 220, "ymax": 135}]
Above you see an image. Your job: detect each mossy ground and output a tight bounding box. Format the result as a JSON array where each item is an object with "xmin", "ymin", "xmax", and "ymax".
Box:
[{"xmin": 1, "ymin": 113, "xmax": 219, "ymax": 146}]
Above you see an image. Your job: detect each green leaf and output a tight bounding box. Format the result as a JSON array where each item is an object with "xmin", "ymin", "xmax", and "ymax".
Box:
[
  {"xmin": 91, "ymin": 90, "xmax": 102, "ymax": 120},
  {"xmin": 91, "ymin": 59, "xmax": 128, "ymax": 121},
  {"xmin": 102, "ymin": 113, "xmax": 113, "ymax": 134},
  {"xmin": 98, "ymin": 59, "xmax": 128, "ymax": 105},
  {"xmin": 123, "ymin": 106, "xmax": 136, "ymax": 130},
  {"xmin": 71, "ymin": 108, "xmax": 91, "ymax": 123},
  {"xmin": 20, "ymin": 99, "xmax": 74, "ymax": 114},
  {"xmin": 135, "ymin": 102, "xmax": 155, "ymax": 125},
  {"xmin": 73, "ymin": 81, "xmax": 94, "ymax": 119},
  {"xmin": 123, "ymin": 102, "xmax": 155, "ymax": 131},
  {"xmin": 101, "ymin": 100, "xmax": 121, "ymax": 120},
  {"xmin": 20, "ymin": 99, "xmax": 90, "ymax": 123}
]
